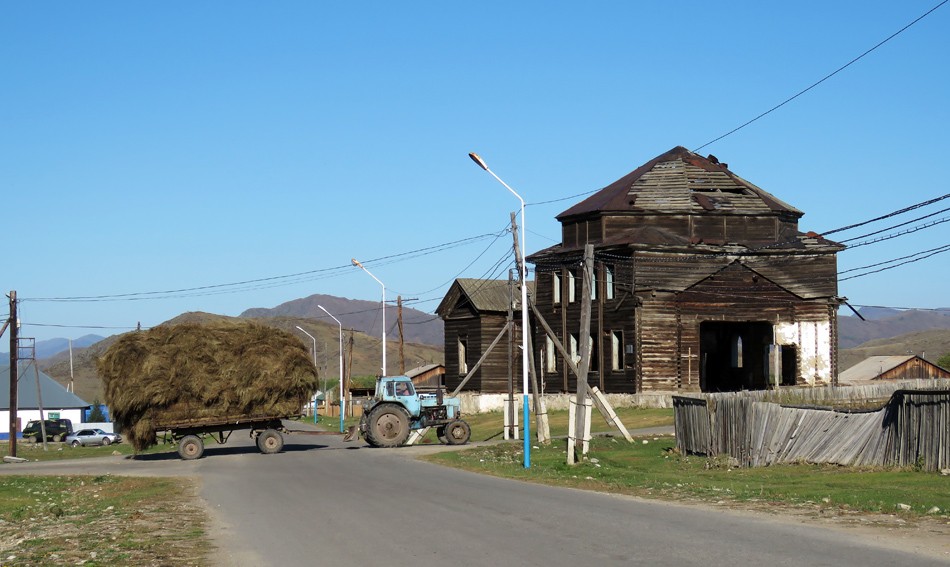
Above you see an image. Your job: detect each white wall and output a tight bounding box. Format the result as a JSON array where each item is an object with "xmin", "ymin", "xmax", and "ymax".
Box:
[
  {"xmin": 774, "ymin": 320, "xmax": 834, "ymax": 385},
  {"xmin": 0, "ymin": 408, "xmax": 85, "ymax": 435}
]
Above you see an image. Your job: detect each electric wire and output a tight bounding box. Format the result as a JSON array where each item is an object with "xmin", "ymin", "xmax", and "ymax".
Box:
[{"xmin": 692, "ymin": 0, "xmax": 948, "ymax": 152}]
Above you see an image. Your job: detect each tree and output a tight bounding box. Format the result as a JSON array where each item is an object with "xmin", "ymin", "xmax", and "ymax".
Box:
[
  {"xmin": 88, "ymin": 399, "xmax": 107, "ymax": 422},
  {"xmin": 937, "ymin": 352, "xmax": 950, "ymax": 371}
]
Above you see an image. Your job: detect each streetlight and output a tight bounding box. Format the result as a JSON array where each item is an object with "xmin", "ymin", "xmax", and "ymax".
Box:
[
  {"xmin": 318, "ymin": 305, "xmax": 345, "ymax": 434},
  {"xmin": 469, "ymin": 152, "xmax": 531, "ymax": 469},
  {"xmin": 351, "ymin": 258, "xmax": 386, "ymax": 376},
  {"xmin": 295, "ymin": 325, "xmax": 318, "ymax": 424}
]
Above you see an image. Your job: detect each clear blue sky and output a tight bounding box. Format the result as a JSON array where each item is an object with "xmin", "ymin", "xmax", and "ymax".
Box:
[{"xmin": 3, "ymin": 2, "xmax": 948, "ymax": 343}]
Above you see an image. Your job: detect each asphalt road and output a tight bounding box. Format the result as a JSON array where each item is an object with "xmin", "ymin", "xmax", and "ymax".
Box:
[{"xmin": 3, "ymin": 428, "xmax": 949, "ymax": 566}]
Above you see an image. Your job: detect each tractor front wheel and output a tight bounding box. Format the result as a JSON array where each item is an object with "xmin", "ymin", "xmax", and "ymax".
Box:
[
  {"xmin": 444, "ymin": 420, "xmax": 471, "ymax": 445},
  {"xmin": 365, "ymin": 404, "xmax": 410, "ymax": 448}
]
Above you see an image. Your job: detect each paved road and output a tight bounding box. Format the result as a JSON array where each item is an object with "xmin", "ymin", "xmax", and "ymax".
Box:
[{"xmin": 3, "ymin": 429, "xmax": 948, "ymax": 566}]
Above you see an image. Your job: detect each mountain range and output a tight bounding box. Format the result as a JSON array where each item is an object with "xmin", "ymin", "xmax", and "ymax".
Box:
[{"xmin": 7, "ymin": 296, "xmax": 949, "ymax": 403}]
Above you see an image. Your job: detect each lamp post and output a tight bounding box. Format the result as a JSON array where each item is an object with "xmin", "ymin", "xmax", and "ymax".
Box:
[
  {"xmin": 351, "ymin": 258, "xmax": 387, "ymax": 376},
  {"xmin": 295, "ymin": 325, "xmax": 318, "ymax": 424},
  {"xmin": 318, "ymin": 305, "xmax": 345, "ymax": 433},
  {"xmin": 469, "ymin": 152, "xmax": 531, "ymax": 469}
]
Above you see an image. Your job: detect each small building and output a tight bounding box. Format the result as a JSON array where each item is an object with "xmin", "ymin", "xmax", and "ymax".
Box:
[
  {"xmin": 437, "ymin": 278, "xmax": 531, "ymax": 393},
  {"xmin": 406, "ymin": 363, "xmax": 446, "ymax": 390},
  {"xmin": 527, "ymin": 146, "xmax": 844, "ymax": 394},
  {"xmin": 1, "ymin": 363, "xmax": 91, "ymax": 438},
  {"xmin": 838, "ymin": 355, "xmax": 950, "ymax": 385}
]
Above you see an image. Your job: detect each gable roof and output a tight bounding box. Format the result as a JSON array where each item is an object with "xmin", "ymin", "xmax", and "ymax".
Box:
[
  {"xmin": 1, "ymin": 363, "xmax": 91, "ymax": 410},
  {"xmin": 558, "ymin": 146, "xmax": 802, "ymax": 221},
  {"xmin": 436, "ymin": 278, "xmax": 536, "ymax": 317},
  {"xmin": 837, "ymin": 355, "xmax": 917, "ymax": 383}
]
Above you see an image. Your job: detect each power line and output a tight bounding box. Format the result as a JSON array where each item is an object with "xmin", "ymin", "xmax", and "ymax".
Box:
[
  {"xmin": 22, "ymin": 230, "xmax": 506, "ymax": 303},
  {"xmin": 693, "ymin": 0, "xmax": 948, "ymax": 152},
  {"xmin": 839, "ymin": 243, "xmax": 950, "ymax": 274},
  {"xmin": 824, "ymin": 193, "xmax": 950, "ymax": 237},
  {"xmin": 839, "ymin": 244, "xmax": 950, "ymax": 281}
]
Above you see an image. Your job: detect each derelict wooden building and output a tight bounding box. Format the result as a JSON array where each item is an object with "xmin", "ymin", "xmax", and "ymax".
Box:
[
  {"xmin": 436, "ymin": 278, "xmax": 527, "ymax": 393},
  {"xmin": 527, "ymin": 146, "xmax": 845, "ymax": 394}
]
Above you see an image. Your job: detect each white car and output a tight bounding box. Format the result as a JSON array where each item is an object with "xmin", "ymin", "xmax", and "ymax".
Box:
[{"xmin": 65, "ymin": 428, "xmax": 122, "ymax": 447}]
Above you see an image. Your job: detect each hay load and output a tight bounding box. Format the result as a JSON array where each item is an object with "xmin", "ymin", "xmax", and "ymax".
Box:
[{"xmin": 98, "ymin": 322, "xmax": 318, "ymax": 451}]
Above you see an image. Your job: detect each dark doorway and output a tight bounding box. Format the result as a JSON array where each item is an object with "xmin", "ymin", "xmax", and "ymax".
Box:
[
  {"xmin": 699, "ymin": 321, "xmax": 773, "ymax": 392},
  {"xmin": 781, "ymin": 345, "xmax": 798, "ymax": 386}
]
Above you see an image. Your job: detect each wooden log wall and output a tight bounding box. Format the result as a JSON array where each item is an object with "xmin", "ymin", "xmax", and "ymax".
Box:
[{"xmin": 673, "ymin": 380, "xmax": 950, "ymax": 471}]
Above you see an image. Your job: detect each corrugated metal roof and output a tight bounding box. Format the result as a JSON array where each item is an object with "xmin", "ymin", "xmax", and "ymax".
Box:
[
  {"xmin": 1, "ymin": 363, "xmax": 91, "ymax": 410},
  {"xmin": 837, "ymin": 356, "xmax": 916, "ymax": 383},
  {"xmin": 557, "ymin": 146, "xmax": 803, "ymax": 220}
]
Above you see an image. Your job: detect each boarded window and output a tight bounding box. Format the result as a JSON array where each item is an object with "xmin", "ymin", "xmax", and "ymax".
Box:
[
  {"xmin": 458, "ymin": 336, "xmax": 468, "ymax": 375},
  {"xmin": 605, "ymin": 265, "xmax": 615, "ymax": 300},
  {"xmin": 568, "ymin": 270, "xmax": 576, "ymax": 303},
  {"xmin": 611, "ymin": 331, "xmax": 623, "ymax": 370},
  {"xmin": 569, "ymin": 333, "xmax": 580, "ymax": 365},
  {"xmin": 553, "ymin": 272, "xmax": 561, "ymax": 304},
  {"xmin": 545, "ymin": 336, "xmax": 557, "ymax": 373}
]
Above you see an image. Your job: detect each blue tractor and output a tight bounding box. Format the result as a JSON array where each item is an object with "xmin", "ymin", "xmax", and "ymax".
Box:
[{"xmin": 353, "ymin": 376, "xmax": 471, "ymax": 447}]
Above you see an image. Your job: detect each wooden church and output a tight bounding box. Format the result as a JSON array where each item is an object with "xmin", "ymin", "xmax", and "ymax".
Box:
[{"xmin": 526, "ymin": 146, "xmax": 845, "ymax": 393}]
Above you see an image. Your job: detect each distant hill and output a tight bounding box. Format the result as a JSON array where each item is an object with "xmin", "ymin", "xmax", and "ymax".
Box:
[
  {"xmin": 241, "ymin": 293, "xmax": 443, "ymax": 346},
  {"xmin": 39, "ymin": 311, "xmax": 444, "ymax": 402},
  {"xmin": 839, "ymin": 329, "xmax": 950, "ymax": 372},
  {"xmin": 838, "ymin": 308, "xmax": 950, "ymax": 349},
  {"xmin": 0, "ymin": 333, "xmax": 104, "ymax": 361}
]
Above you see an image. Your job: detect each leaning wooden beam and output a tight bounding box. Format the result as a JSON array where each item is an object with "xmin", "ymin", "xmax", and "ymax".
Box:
[
  {"xmin": 450, "ymin": 324, "xmax": 509, "ymax": 397},
  {"xmin": 569, "ymin": 244, "xmax": 595, "ymax": 464},
  {"xmin": 590, "ymin": 387, "xmax": 633, "ymax": 442},
  {"xmin": 527, "ymin": 291, "xmax": 633, "ymax": 443},
  {"xmin": 406, "ymin": 426, "xmax": 430, "ymax": 446}
]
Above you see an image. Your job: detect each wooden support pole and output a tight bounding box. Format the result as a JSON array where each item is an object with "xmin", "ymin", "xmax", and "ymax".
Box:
[
  {"xmin": 569, "ymin": 244, "xmax": 595, "ymax": 464},
  {"xmin": 397, "ymin": 296, "xmax": 406, "ymax": 375},
  {"xmin": 7, "ymin": 291, "xmax": 18, "ymax": 458},
  {"xmin": 450, "ymin": 324, "xmax": 509, "ymax": 397}
]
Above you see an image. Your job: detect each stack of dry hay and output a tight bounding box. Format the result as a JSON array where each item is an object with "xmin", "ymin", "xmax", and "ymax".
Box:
[{"xmin": 98, "ymin": 322, "xmax": 318, "ymax": 451}]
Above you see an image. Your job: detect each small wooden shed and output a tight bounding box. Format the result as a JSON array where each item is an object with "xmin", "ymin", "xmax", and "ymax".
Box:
[
  {"xmin": 838, "ymin": 355, "xmax": 950, "ymax": 385},
  {"xmin": 436, "ymin": 278, "xmax": 528, "ymax": 393}
]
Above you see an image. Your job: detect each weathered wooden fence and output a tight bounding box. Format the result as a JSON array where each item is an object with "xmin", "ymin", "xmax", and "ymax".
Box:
[{"xmin": 673, "ymin": 380, "xmax": 950, "ymax": 472}]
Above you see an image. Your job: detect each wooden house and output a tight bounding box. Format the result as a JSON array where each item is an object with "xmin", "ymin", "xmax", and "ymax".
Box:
[
  {"xmin": 436, "ymin": 278, "xmax": 528, "ymax": 393},
  {"xmin": 527, "ymin": 146, "xmax": 844, "ymax": 393},
  {"xmin": 838, "ymin": 355, "xmax": 950, "ymax": 385}
]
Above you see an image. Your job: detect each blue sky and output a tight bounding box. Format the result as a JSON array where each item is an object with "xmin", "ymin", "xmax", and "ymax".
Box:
[{"xmin": 3, "ymin": 2, "xmax": 948, "ymax": 343}]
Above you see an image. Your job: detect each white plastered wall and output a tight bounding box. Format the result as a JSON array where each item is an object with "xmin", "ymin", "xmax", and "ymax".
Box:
[{"xmin": 774, "ymin": 320, "xmax": 833, "ymax": 385}]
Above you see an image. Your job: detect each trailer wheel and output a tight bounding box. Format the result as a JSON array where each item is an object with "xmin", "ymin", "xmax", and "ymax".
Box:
[
  {"xmin": 257, "ymin": 429, "xmax": 284, "ymax": 454},
  {"xmin": 52, "ymin": 434, "xmax": 62, "ymax": 443},
  {"xmin": 365, "ymin": 404, "xmax": 410, "ymax": 448},
  {"xmin": 445, "ymin": 420, "xmax": 471, "ymax": 445},
  {"xmin": 178, "ymin": 435, "xmax": 204, "ymax": 460}
]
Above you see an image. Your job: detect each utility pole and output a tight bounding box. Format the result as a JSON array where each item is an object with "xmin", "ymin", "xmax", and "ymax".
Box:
[
  {"xmin": 397, "ymin": 296, "xmax": 406, "ymax": 375},
  {"xmin": 569, "ymin": 244, "xmax": 595, "ymax": 464},
  {"xmin": 7, "ymin": 291, "xmax": 18, "ymax": 458},
  {"xmin": 506, "ymin": 269, "xmax": 516, "ymax": 440}
]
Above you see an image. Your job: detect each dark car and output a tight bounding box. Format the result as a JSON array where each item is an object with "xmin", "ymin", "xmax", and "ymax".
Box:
[
  {"xmin": 22, "ymin": 419, "xmax": 74, "ymax": 442},
  {"xmin": 65, "ymin": 428, "xmax": 122, "ymax": 447}
]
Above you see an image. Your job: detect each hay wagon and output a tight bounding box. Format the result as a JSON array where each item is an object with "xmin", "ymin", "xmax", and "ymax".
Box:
[{"xmin": 155, "ymin": 414, "xmax": 295, "ymax": 460}]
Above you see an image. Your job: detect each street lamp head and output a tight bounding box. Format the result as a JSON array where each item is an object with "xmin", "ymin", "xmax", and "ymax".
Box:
[
  {"xmin": 351, "ymin": 258, "xmax": 363, "ymax": 269},
  {"xmin": 468, "ymin": 152, "xmax": 488, "ymax": 171}
]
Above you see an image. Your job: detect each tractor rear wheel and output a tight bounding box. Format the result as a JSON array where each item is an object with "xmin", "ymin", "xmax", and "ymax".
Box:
[
  {"xmin": 365, "ymin": 404, "xmax": 410, "ymax": 448},
  {"xmin": 444, "ymin": 420, "xmax": 471, "ymax": 445},
  {"xmin": 178, "ymin": 435, "xmax": 204, "ymax": 460},
  {"xmin": 257, "ymin": 429, "xmax": 284, "ymax": 454}
]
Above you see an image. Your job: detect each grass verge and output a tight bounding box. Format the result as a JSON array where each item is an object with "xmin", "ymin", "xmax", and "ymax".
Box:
[
  {"xmin": 2, "ymin": 441, "xmax": 174, "ymax": 463},
  {"xmin": 425, "ymin": 436, "xmax": 950, "ymax": 521},
  {"xmin": 0, "ymin": 474, "xmax": 208, "ymax": 566}
]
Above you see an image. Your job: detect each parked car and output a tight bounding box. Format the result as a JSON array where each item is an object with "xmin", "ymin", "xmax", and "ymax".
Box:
[
  {"xmin": 22, "ymin": 419, "xmax": 74, "ymax": 442},
  {"xmin": 65, "ymin": 428, "xmax": 122, "ymax": 447}
]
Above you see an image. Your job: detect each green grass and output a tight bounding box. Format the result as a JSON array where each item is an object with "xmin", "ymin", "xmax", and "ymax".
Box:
[
  {"xmin": 2, "ymin": 440, "xmax": 173, "ymax": 462},
  {"xmin": 425, "ymin": 436, "xmax": 950, "ymax": 519},
  {"xmin": 0, "ymin": 475, "xmax": 209, "ymax": 566}
]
